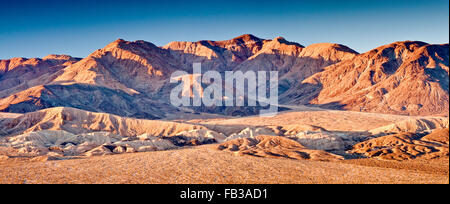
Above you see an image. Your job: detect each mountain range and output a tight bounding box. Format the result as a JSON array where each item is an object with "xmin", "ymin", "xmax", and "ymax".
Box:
[{"xmin": 0, "ymin": 34, "xmax": 448, "ymax": 118}]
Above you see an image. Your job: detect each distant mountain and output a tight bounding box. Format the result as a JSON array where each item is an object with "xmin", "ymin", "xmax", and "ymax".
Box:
[
  {"xmin": 0, "ymin": 35, "xmax": 447, "ymax": 118},
  {"xmin": 286, "ymin": 41, "xmax": 449, "ymax": 116},
  {"xmin": 0, "ymin": 55, "xmax": 80, "ymax": 97}
]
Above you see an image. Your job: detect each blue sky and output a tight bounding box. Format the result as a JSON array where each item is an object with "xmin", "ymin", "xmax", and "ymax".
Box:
[{"xmin": 0, "ymin": 0, "xmax": 448, "ymax": 59}]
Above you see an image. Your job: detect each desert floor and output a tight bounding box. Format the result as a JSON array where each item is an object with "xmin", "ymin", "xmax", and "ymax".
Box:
[{"xmin": 0, "ymin": 145, "xmax": 448, "ymax": 184}]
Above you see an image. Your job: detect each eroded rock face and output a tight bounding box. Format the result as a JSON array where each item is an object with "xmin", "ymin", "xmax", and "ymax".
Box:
[
  {"xmin": 218, "ymin": 135, "xmax": 343, "ymax": 161},
  {"xmin": 350, "ymin": 130, "xmax": 449, "ymax": 161}
]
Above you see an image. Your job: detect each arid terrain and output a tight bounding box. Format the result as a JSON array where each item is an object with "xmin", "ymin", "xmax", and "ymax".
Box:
[{"xmin": 0, "ymin": 35, "xmax": 448, "ymax": 184}]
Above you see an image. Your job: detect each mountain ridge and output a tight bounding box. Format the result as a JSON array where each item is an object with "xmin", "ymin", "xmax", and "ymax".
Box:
[
  {"xmin": 286, "ymin": 41, "xmax": 449, "ymax": 116},
  {"xmin": 0, "ymin": 35, "xmax": 448, "ymax": 118}
]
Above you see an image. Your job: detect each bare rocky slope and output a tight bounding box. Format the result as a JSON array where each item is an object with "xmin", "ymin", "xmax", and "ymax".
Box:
[{"xmin": 286, "ymin": 41, "xmax": 449, "ymax": 116}]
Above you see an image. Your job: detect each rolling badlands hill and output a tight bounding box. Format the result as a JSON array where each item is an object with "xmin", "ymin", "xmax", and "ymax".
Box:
[{"xmin": 0, "ymin": 35, "xmax": 448, "ymax": 118}]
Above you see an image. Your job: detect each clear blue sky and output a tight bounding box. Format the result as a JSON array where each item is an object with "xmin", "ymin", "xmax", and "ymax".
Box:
[{"xmin": 0, "ymin": 0, "xmax": 448, "ymax": 59}]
